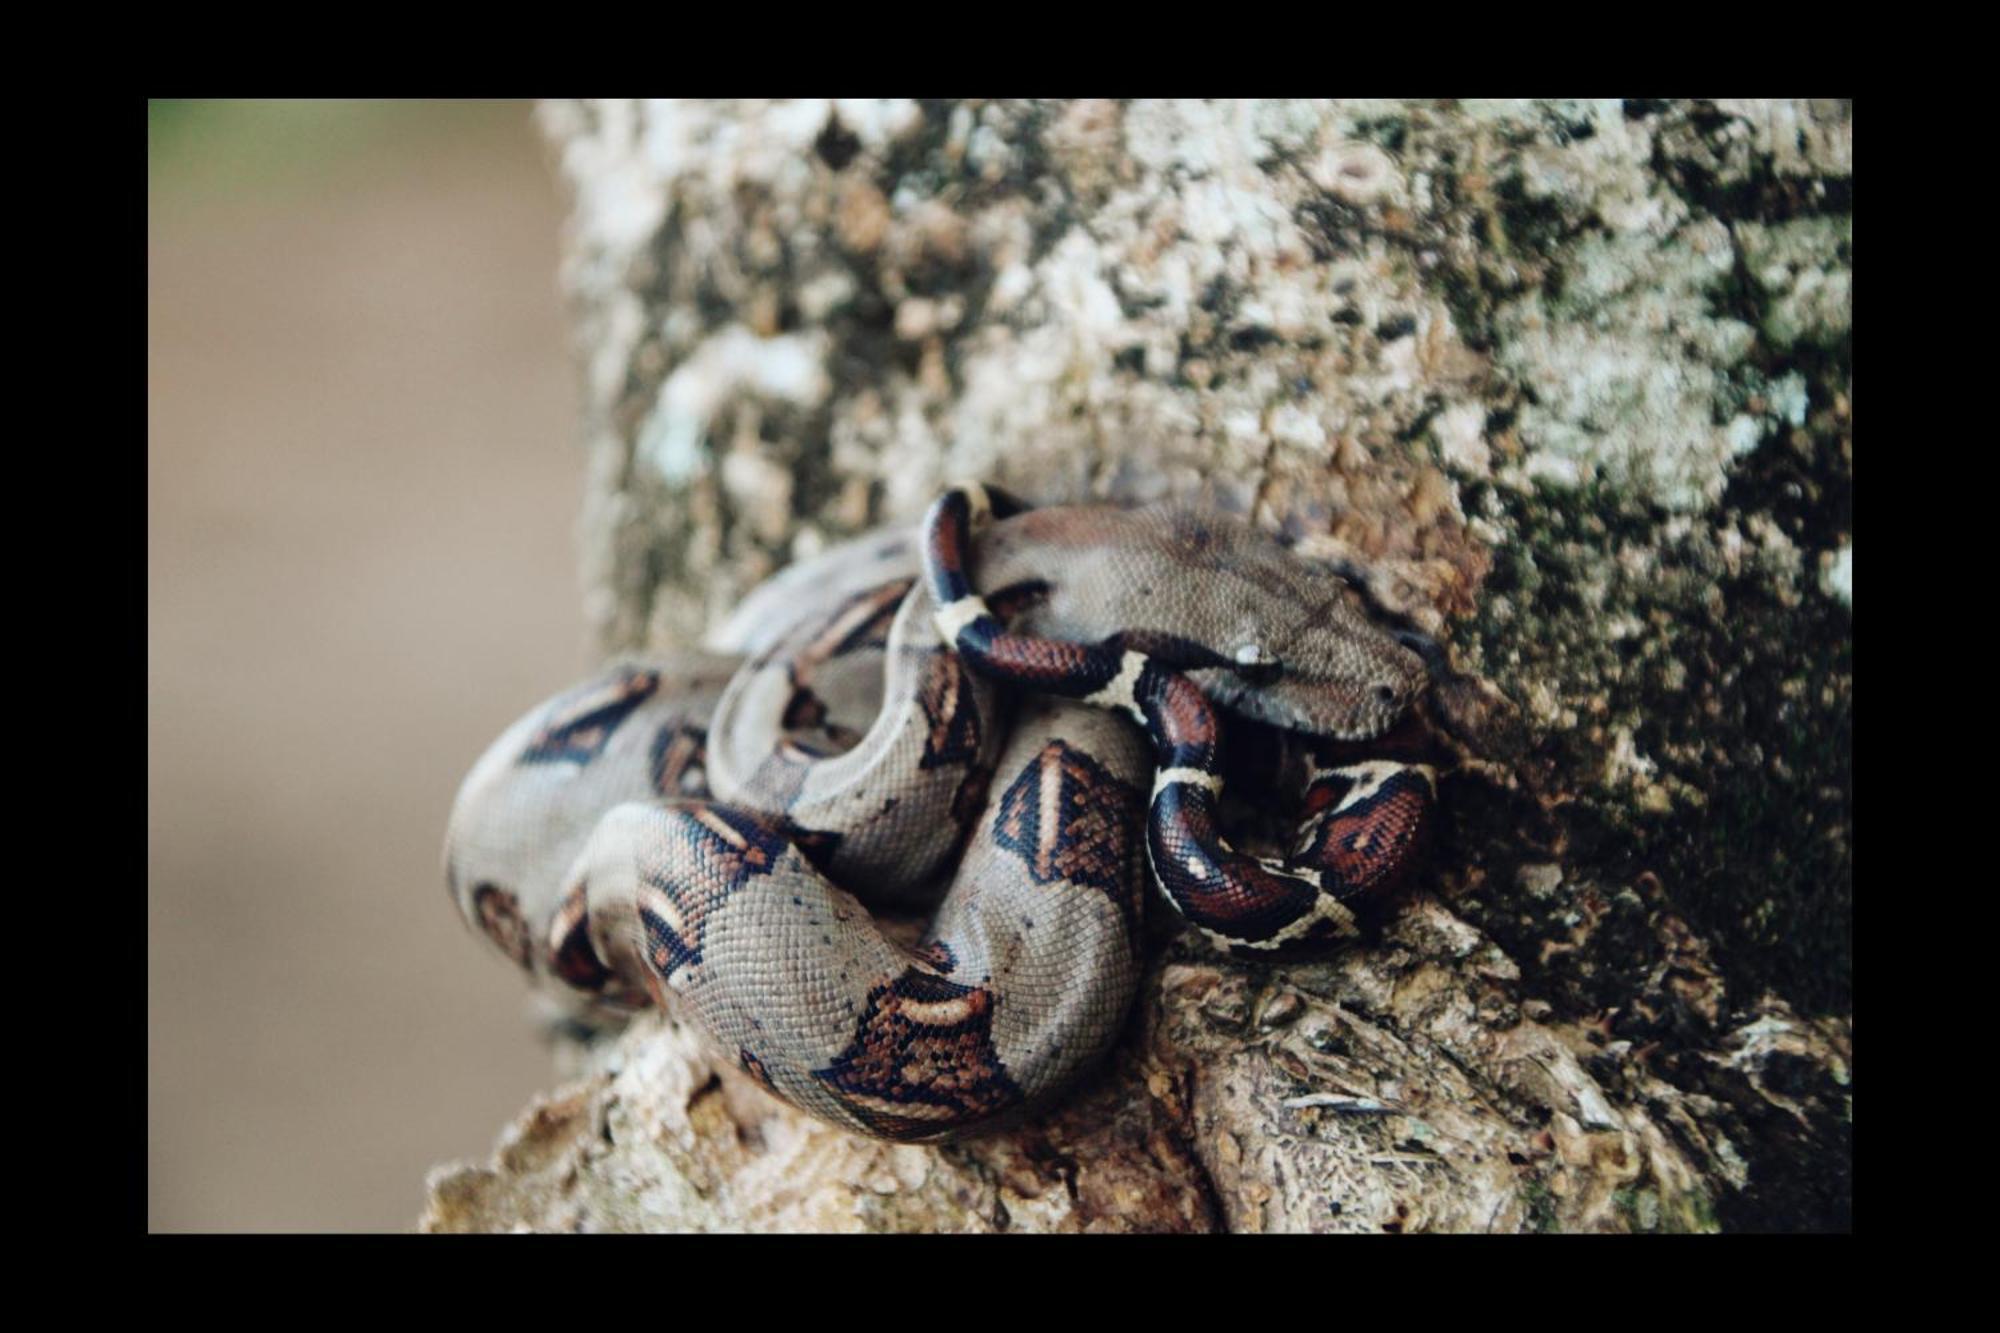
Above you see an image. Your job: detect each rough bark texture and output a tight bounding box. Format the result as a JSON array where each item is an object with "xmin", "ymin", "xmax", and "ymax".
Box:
[{"xmin": 421, "ymin": 99, "xmax": 1851, "ymax": 1234}]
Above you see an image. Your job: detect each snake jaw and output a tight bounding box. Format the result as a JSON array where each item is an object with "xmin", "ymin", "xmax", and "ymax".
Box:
[{"xmin": 1193, "ymin": 660, "xmax": 1423, "ymax": 743}]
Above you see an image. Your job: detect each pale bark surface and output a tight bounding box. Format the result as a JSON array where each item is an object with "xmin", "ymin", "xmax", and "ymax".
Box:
[{"xmin": 422, "ymin": 99, "xmax": 1851, "ymax": 1233}]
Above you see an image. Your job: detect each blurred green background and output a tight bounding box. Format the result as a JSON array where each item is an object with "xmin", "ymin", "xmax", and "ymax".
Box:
[{"xmin": 149, "ymin": 101, "xmax": 589, "ymax": 1230}]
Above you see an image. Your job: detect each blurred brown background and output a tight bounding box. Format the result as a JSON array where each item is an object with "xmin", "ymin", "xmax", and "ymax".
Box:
[{"xmin": 149, "ymin": 101, "xmax": 586, "ymax": 1230}]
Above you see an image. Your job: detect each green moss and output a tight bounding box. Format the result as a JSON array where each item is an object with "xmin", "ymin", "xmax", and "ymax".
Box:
[
  {"xmin": 1520, "ymin": 1179, "xmax": 1560, "ymax": 1233},
  {"xmin": 1653, "ymin": 102, "xmax": 1853, "ymax": 226},
  {"xmin": 1491, "ymin": 170, "xmax": 1588, "ymax": 261},
  {"xmin": 1449, "ymin": 435, "xmax": 1851, "ymax": 1016},
  {"xmin": 1678, "ymin": 1188, "xmax": 1723, "ymax": 1234}
]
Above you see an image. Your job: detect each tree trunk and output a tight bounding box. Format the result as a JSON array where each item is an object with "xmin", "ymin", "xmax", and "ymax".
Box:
[{"xmin": 421, "ymin": 99, "xmax": 1851, "ymax": 1233}]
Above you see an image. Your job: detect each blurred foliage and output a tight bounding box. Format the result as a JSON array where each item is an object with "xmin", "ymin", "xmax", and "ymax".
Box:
[{"xmin": 149, "ymin": 100, "xmax": 531, "ymax": 211}]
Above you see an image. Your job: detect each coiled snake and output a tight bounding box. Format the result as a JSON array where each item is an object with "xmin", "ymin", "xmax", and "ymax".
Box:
[{"xmin": 444, "ymin": 485, "xmax": 1439, "ymax": 1141}]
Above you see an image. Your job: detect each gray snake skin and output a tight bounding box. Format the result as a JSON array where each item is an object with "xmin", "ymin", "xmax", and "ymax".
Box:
[{"xmin": 444, "ymin": 493, "xmax": 1436, "ymax": 1140}]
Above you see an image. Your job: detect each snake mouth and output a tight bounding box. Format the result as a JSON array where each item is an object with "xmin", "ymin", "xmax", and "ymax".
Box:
[{"xmin": 1193, "ymin": 668, "xmax": 1423, "ymax": 744}]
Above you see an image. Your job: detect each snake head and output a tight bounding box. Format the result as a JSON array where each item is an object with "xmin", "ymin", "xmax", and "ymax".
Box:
[
  {"xmin": 1178, "ymin": 570, "xmax": 1431, "ymax": 741},
  {"xmin": 981, "ymin": 504, "xmax": 1433, "ymax": 741}
]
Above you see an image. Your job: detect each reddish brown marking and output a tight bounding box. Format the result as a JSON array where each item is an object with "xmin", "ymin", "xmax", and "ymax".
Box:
[
  {"xmin": 546, "ymin": 881, "xmax": 610, "ymax": 990},
  {"xmin": 636, "ymin": 804, "xmax": 797, "ymax": 977},
  {"xmin": 800, "ymin": 578, "xmax": 910, "ymax": 665},
  {"xmin": 649, "ymin": 723, "xmax": 708, "ymax": 796},
  {"xmin": 521, "ymin": 668, "xmax": 662, "ymax": 765},
  {"xmin": 918, "ymin": 652, "xmax": 983, "ymax": 768},
  {"xmin": 984, "ymin": 632, "xmax": 1094, "ymax": 684},
  {"xmin": 544, "ymin": 882, "xmax": 652, "ymax": 1009},
  {"xmin": 813, "ymin": 969, "xmax": 1024, "ymax": 1140},
  {"xmin": 779, "ymin": 580, "xmax": 910, "ymax": 749},
  {"xmin": 1302, "ymin": 785, "xmax": 1432, "ymax": 898},
  {"xmin": 472, "ymin": 883, "xmax": 533, "ymax": 972},
  {"xmin": 1149, "ymin": 787, "xmax": 1317, "ymax": 940},
  {"xmin": 927, "ymin": 504, "xmax": 967, "ymax": 575},
  {"xmin": 992, "ymin": 741, "xmax": 1145, "ymax": 932},
  {"xmin": 1152, "ymin": 673, "xmax": 1218, "ymax": 747}
]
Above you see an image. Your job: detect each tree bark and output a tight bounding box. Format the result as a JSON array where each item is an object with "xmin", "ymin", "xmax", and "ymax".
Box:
[{"xmin": 421, "ymin": 99, "xmax": 1851, "ymax": 1233}]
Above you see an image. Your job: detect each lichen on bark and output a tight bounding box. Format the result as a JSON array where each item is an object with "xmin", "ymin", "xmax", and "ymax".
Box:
[{"xmin": 422, "ymin": 98, "xmax": 1851, "ymax": 1233}]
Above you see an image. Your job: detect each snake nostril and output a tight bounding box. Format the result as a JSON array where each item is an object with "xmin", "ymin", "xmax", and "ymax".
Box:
[{"xmin": 1373, "ymin": 683, "xmax": 1399, "ymax": 708}]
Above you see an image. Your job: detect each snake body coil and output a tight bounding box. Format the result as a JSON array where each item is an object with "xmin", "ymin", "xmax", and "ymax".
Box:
[{"xmin": 445, "ymin": 487, "xmax": 1437, "ymax": 1140}]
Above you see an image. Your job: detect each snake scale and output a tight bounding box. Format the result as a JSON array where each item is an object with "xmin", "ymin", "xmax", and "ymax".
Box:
[{"xmin": 445, "ymin": 484, "xmax": 1439, "ymax": 1141}]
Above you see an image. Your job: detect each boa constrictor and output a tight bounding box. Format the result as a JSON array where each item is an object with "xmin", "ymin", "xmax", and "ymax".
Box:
[{"xmin": 444, "ymin": 485, "xmax": 1439, "ymax": 1141}]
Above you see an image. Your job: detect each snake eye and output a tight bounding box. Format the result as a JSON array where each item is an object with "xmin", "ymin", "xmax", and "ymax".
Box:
[{"xmin": 1230, "ymin": 643, "xmax": 1283, "ymax": 687}]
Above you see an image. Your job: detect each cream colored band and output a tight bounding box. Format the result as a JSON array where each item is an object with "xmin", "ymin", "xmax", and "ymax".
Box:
[
  {"xmin": 934, "ymin": 595, "xmax": 990, "ymax": 646},
  {"xmin": 1153, "ymin": 766, "xmax": 1223, "ymax": 795},
  {"xmin": 1082, "ymin": 649, "xmax": 1148, "ymax": 711}
]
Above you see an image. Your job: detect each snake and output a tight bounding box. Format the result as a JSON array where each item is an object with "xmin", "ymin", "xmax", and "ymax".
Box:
[{"xmin": 443, "ymin": 485, "xmax": 1439, "ymax": 1141}]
